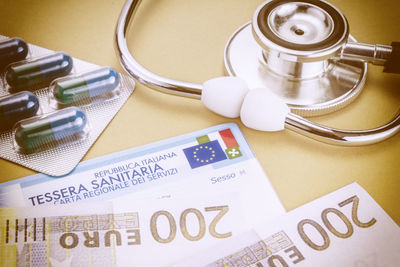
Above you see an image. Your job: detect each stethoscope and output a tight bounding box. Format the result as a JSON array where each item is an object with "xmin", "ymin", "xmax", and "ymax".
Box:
[{"xmin": 115, "ymin": 0, "xmax": 400, "ymax": 146}]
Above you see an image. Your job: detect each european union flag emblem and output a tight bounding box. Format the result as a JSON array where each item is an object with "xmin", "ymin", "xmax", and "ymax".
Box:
[{"xmin": 183, "ymin": 140, "xmax": 227, "ymax": 169}]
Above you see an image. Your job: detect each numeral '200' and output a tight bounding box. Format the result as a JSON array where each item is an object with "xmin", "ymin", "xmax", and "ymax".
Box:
[
  {"xmin": 150, "ymin": 206, "xmax": 231, "ymax": 243},
  {"xmin": 298, "ymin": 195, "xmax": 377, "ymax": 251}
]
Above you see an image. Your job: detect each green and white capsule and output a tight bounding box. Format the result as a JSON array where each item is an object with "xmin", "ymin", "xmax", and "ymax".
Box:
[
  {"xmin": 5, "ymin": 52, "xmax": 73, "ymax": 91},
  {"xmin": 52, "ymin": 67, "xmax": 119, "ymax": 104},
  {"xmin": 14, "ymin": 107, "xmax": 87, "ymax": 151}
]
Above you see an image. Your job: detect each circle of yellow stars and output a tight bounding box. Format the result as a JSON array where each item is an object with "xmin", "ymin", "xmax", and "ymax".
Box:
[{"xmin": 193, "ymin": 145, "xmax": 216, "ymax": 163}]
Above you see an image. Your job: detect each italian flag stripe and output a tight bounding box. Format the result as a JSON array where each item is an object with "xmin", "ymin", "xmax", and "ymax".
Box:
[{"xmin": 219, "ymin": 129, "xmax": 238, "ymax": 148}]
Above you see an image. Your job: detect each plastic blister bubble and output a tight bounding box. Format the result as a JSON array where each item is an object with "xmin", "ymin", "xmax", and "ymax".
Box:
[
  {"xmin": 12, "ymin": 107, "xmax": 90, "ymax": 153},
  {"xmin": 0, "ymin": 91, "xmax": 41, "ymax": 131},
  {"xmin": 3, "ymin": 52, "xmax": 73, "ymax": 93},
  {"xmin": 0, "ymin": 35, "xmax": 135, "ymax": 176},
  {"xmin": 0, "ymin": 37, "xmax": 29, "ymax": 71},
  {"xmin": 49, "ymin": 67, "xmax": 121, "ymax": 108}
]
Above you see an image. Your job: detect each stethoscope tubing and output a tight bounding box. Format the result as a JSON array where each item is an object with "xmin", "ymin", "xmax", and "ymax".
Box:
[
  {"xmin": 286, "ymin": 113, "xmax": 400, "ymax": 146},
  {"xmin": 115, "ymin": 0, "xmax": 202, "ymax": 99},
  {"xmin": 115, "ymin": 0, "xmax": 400, "ymax": 146}
]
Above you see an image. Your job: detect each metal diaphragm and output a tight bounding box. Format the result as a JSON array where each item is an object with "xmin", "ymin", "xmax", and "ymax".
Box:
[
  {"xmin": 224, "ymin": 0, "xmax": 367, "ymax": 116},
  {"xmin": 253, "ymin": 0, "xmax": 349, "ymax": 62}
]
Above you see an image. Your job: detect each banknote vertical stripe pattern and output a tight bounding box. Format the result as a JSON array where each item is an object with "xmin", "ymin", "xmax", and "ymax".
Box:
[{"xmin": 1, "ymin": 209, "xmax": 16, "ymax": 267}]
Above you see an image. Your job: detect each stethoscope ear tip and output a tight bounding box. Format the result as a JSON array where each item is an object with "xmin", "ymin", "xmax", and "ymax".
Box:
[
  {"xmin": 240, "ymin": 88, "xmax": 290, "ymax": 132},
  {"xmin": 201, "ymin": 76, "xmax": 289, "ymax": 132},
  {"xmin": 201, "ymin": 76, "xmax": 249, "ymax": 119}
]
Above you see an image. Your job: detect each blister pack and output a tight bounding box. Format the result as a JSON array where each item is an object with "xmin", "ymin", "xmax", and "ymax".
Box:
[{"xmin": 0, "ymin": 36, "xmax": 135, "ymax": 176}]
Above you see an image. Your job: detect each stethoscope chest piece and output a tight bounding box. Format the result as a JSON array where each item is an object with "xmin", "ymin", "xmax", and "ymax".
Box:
[{"xmin": 224, "ymin": 0, "xmax": 367, "ymax": 116}]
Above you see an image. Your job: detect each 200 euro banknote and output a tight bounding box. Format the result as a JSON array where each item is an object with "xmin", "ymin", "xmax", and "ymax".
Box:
[
  {"xmin": 1, "ymin": 192, "xmax": 246, "ymax": 266},
  {"xmin": 173, "ymin": 183, "xmax": 400, "ymax": 267}
]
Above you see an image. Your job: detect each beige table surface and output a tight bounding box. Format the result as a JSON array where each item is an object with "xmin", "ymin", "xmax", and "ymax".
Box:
[{"xmin": 0, "ymin": 0, "xmax": 399, "ymax": 224}]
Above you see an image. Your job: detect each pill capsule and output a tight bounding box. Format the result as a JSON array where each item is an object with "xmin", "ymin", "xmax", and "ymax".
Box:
[
  {"xmin": 5, "ymin": 52, "xmax": 73, "ymax": 91},
  {"xmin": 14, "ymin": 107, "xmax": 87, "ymax": 151},
  {"xmin": 0, "ymin": 38, "xmax": 29, "ymax": 69},
  {"xmin": 53, "ymin": 67, "xmax": 119, "ymax": 104},
  {"xmin": 0, "ymin": 92, "xmax": 39, "ymax": 131}
]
